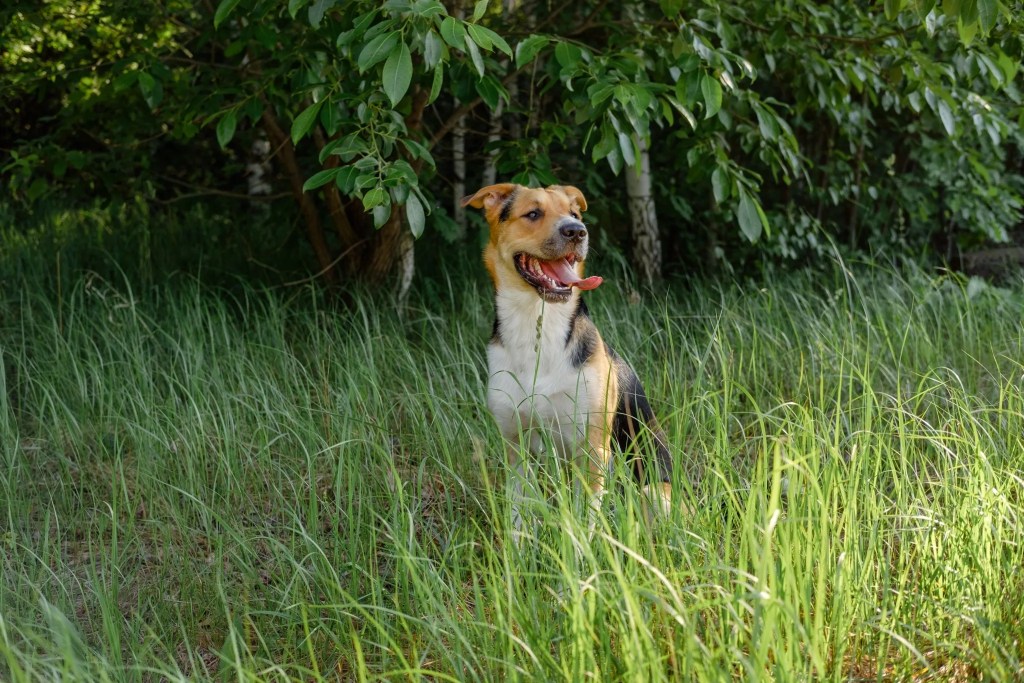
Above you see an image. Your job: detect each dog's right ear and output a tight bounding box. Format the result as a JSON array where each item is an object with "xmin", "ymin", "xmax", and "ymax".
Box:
[{"xmin": 461, "ymin": 183, "xmax": 516, "ymax": 211}]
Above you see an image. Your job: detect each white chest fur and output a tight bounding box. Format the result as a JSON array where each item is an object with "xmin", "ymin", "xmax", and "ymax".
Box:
[{"xmin": 487, "ymin": 288, "xmax": 598, "ymax": 455}]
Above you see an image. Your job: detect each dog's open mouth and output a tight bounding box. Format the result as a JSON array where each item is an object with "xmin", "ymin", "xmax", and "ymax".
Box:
[{"xmin": 514, "ymin": 253, "xmax": 603, "ymax": 301}]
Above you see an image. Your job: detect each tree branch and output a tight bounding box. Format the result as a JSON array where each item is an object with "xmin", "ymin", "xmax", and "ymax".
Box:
[
  {"xmin": 260, "ymin": 100, "xmax": 338, "ymax": 284},
  {"xmin": 427, "ymin": 66, "xmax": 528, "ymax": 151}
]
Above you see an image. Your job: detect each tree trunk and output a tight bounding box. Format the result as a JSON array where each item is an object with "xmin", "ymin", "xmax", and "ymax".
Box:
[
  {"xmin": 358, "ymin": 85, "xmax": 430, "ymax": 297},
  {"xmin": 365, "ymin": 206, "xmax": 414, "ymax": 300},
  {"xmin": 450, "ymin": 3, "xmax": 468, "ymax": 237},
  {"xmin": 313, "ymin": 129, "xmax": 364, "ymax": 273},
  {"xmin": 625, "ymin": 135, "xmax": 662, "ymax": 286},
  {"xmin": 452, "ymin": 106, "xmax": 468, "ymax": 237},
  {"xmin": 260, "ymin": 107, "xmax": 338, "ymax": 284}
]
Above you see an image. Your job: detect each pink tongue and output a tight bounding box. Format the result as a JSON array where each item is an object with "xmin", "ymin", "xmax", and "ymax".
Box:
[{"xmin": 539, "ymin": 258, "xmax": 603, "ymax": 291}]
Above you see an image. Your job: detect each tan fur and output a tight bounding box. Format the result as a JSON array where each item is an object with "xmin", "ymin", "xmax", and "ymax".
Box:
[{"xmin": 464, "ymin": 184, "xmax": 589, "ymax": 295}]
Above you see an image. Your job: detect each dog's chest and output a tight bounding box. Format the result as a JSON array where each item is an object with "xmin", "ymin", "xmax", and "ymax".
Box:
[{"xmin": 487, "ymin": 293, "xmax": 596, "ymax": 446}]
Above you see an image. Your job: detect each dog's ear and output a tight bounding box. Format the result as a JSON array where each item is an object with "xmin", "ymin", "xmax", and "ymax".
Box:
[
  {"xmin": 461, "ymin": 183, "xmax": 516, "ymax": 210},
  {"xmin": 548, "ymin": 185, "xmax": 588, "ymax": 213}
]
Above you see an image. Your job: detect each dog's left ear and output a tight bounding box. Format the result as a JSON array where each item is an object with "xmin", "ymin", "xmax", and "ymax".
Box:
[
  {"xmin": 461, "ymin": 183, "xmax": 516, "ymax": 210},
  {"xmin": 548, "ymin": 185, "xmax": 588, "ymax": 213}
]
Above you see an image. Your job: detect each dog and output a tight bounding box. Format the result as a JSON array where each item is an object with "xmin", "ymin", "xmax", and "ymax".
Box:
[{"xmin": 461, "ymin": 183, "xmax": 674, "ymax": 531}]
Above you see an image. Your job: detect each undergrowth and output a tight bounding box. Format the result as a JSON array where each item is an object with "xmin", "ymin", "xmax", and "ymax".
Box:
[{"xmin": 1, "ymin": 242, "xmax": 1023, "ymax": 680}]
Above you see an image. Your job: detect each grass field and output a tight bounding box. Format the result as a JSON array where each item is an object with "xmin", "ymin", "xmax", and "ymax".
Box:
[{"xmin": 2, "ymin": 252, "xmax": 1023, "ymax": 680}]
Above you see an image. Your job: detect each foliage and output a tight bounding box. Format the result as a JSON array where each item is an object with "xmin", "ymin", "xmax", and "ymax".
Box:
[{"xmin": 1, "ymin": 0, "xmax": 1022, "ymax": 279}]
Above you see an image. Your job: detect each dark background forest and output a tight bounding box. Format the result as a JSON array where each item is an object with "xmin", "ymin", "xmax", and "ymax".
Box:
[{"xmin": 3, "ymin": 0, "xmax": 1022, "ymax": 296}]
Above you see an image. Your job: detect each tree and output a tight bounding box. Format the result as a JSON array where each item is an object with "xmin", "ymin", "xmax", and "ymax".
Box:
[{"xmin": 2, "ymin": 0, "xmax": 1021, "ymax": 290}]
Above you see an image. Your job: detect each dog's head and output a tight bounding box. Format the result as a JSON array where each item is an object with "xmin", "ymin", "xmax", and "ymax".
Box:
[{"xmin": 461, "ymin": 183, "xmax": 602, "ymax": 303}]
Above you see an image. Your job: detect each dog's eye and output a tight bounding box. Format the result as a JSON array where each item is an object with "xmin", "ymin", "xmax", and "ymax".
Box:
[
  {"xmin": 524, "ymin": 209, "xmax": 541, "ymax": 221},
  {"xmin": 570, "ymin": 211, "xmax": 580, "ymax": 219}
]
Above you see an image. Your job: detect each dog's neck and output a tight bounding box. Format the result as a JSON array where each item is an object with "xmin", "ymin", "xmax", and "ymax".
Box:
[{"xmin": 493, "ymin": 286, "xmax": 580, "ymax": 357}]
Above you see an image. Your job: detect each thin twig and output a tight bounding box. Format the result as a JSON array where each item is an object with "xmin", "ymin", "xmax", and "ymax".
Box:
[{"xmin": 282, "ymin": 238, "xmax": 369, "ymax": 286}]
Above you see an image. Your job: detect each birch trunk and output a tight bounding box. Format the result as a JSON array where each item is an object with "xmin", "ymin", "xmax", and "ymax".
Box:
[{"xmin": 625, "ymin": 135, "xmax": 662, "ymax": 285}]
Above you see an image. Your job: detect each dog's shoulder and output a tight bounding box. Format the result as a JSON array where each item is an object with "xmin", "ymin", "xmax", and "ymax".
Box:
[{"xmin": 564, "ymin": 298, "xmax": 602, "ymax": 369}]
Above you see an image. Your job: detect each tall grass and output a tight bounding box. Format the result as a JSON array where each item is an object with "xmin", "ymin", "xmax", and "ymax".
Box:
[{"xmin": 1, "ymin": 250, "xmax": 1022, "ymax": 680}]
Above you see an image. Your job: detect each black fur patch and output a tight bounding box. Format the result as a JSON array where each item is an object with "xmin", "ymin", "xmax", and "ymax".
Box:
[
  {"xmin": 491, "ymin": 315, "xmax": 502, "ymax": 345},
  {"xmin": 498, "ymin": 189, "xmax": 518, "ymax": 223},
  {"xmin": 571, "ymin": 330, "xmax": 596, "ymax": 368},
  {"xmin": 564, "ymin": 299, "xmax": 597, "ymax": 368},
  {"xmin": 609, "ymin": 347, "xmax": 673, "ymax": 484}
]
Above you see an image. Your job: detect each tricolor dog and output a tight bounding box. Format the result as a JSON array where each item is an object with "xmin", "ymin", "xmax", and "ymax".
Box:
[{"xmin": 462, "ymin": 183, "xmax": 674, "ymax": 527}]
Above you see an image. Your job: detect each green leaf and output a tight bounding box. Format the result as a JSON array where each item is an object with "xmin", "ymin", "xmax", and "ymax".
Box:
[
  {"xmin": 440, "ymin": 17, "xmax": 466, "ymax": 51},
  {"xmin": 937, "ymin": 99, "xmax": 955, "ymax": 136},
  {"xmin": 753, "ymin": 102, "xmax": 779, "ymax": 141},
  {"xmin": 465, "ymin": 36, "xmax": 485, "ymax": 77},
  {"xmin": 700, "ymin": 72, "xmax": 722, "ymax": 119},
  {"xmin": 958, "ymin": 16, "xmax": 978, "ymax": 44},
  {"xmin": 302, "ymin": 168, "xmax": 339, "ymax": 192},
  {"xmin": 475, "ymin": 75, "xmax": 502, "ymax": 109},
  {"xmin": 428, "ymin": 64, "xmax": 444, "ymax": 104},
  {"xmin": 942, "ymin": 0, "xmax": 960, "ymax": 17},
  {"xmin": 216, "ymin": 110, "xmax": 237, "ymax": 149},
  {"xmin": 472, "ymin": 0, "xmax": 488, "ymax": 21},
  {"xmin": 666, "ymin": 96, "xmax": 697, "ymax": 129},
  {"xmin": 363, "ymin": 186, "xmax": 388, "ymax": 210},
  {"xmin": 711, "ymin": 166, "xmax": 728, "ymax": 203},
  {"xmin": 327, "ymin": 133, "xmax": 368, "ymax": 161},
  {"xmin": 291, "ymin": 101, "xmax": 323, "ymax": 145},
  {"xmin": 401, "ymin": 137, "xmax": 432, "ymax": 163},
  {"xmin": 588, "ymin": 82, "xmax": 615, "ymax": 106},
  {"xmin": 487, "ymin": 28, "xmax": 512, "ymax": 57},
  {"xmin": 515, "ymin": 35, "xmax": 549, "ymax": 68},
  {"xmin": 915, "ymin": 0, "xmax": 936, "ymax": 17},
  {"xmin": 555, "ymin": 42, "xmax": 582, "ymax": 69},
  {"xmin": 320, "ymin": 102, "xmax": 341, "ymax": 136},
  {"xmin": 358, "ymin": 31, "xmax": 399, "ymax": 72},
  {"xmin": 372, "ymin": 203, "xmax": 391, "ymax": 228},
  {"xmin": 334, "ymin": 165, "xmax": 359, "ymax": 193},
  {"xmin": 391, "ymin": 179, "xmax": 411, "ymax": 204},
  {"xmin": 466, "ymin": 23, "xmax": 492, "ymax": 51},
  {"xmin": 424, "ymin": 30, "xmax": 443, "ymax": 69},
  {"xmin": 591, "ymin": 126, "xmax": 616, "ymax": 163},
  {"xmin": 137, "ymin": 72, "xmax": 162, "ymax": 108},
  {"xmin": 308, "ymin": 0, "xmax": 335, "ymax": 28},
  {"xmin": 288, "ymin": 0, "xmax": 309, "ymax": 19},
  {"xmin": 996, "ymin": 49, "xmax": 1019, "ymax": 83},
  {"xmin": 959, "ymin": 0, "xmax": 978, "ymax": 25},
  {"xmin": 736, "ymin": 189, "xmax": 763, "ymax": 242},
  {"xmin": 605, "ymin": 147, "xmax": 623, "ymax": 175},
  {"xmin": 26, "ymin": 178, "xmax": 48, "ymax": 201},
  {"xmin": 754, "ymin": 197, "xmax": 770, "ymax": 237},
  {"xmin": 884, "ymin": 0, "xmax": 903, "ymax": 20},
  {"xmin": 383, "ymin": 42, "xmax": 413, "ymax": 106},
  {"xmin": 406, "ymin": 193, "xmax": 426, "ymax": 238},
  {"xmin": 617, "ymin": 132, "xmax": 635, "ymax": 166},
  {"xmin": 977, "ymin": 0, "xmax": 996, "ymax": 33},
  {"xmin": 659, "ymin": 0, "xmax": 683, "ymax": 17},
  {"xmin": 412, "ymin": 1, "xmax": 446, "ymax": 17},
  {"xmin": 213, "ymin": 0, "xmax": 241, "ymax": 28},
  {"xmin": 469, "ymin": 24, "xmax": 511, "ymax": 56}
]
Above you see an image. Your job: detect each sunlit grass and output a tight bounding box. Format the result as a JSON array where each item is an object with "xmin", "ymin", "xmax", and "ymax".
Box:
[{"xmin": 1, "ymin": 258, "xmax": 1023, "ymax": 681}]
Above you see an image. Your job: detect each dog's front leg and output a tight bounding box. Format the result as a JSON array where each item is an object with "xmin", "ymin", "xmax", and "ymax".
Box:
[
  {"xmin": 505, "ymin": 442, "xmax": 527, "ymax": 541},
  {"xmin": 583, "ymin": 444, "xmax": 611, "ymax": 539}
]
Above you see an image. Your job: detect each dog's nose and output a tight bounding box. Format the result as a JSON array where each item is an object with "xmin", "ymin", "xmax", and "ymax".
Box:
[{"xmin": 560, "ymin": 222, "xmax": 587, "ymax": 240}]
